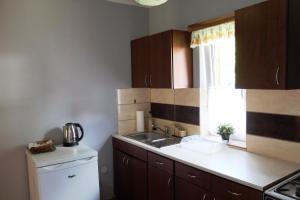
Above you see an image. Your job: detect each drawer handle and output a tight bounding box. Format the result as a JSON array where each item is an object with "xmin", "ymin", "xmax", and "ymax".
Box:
[
  {"xmin": 275, "ymin": 66, "xmax": 280, "ymax": 86},
  {"xmin": 227, "ymin": 190, "xmax": 242, "ymax": 196},
  {"xmin": 202, "ymin": 193, "xmax": 207, "ymax": 200},
  {"xmin": 187, "ymin": 174, "xmax": 197, "ymax": 179},
  {"xmin": 167, "ymin": 177, "xmax": 172, "ymax": 186},
  {"xmin": 122, "ymin": 156, "xmax": 126, "ymax": 164},
  {"xmin": 68, "ymin": 174, "xmax": 76, "ymax": 179},
  {"xmin": 126, "ymin": 158, "xmax": 130, "ymax": 166},
  {"xmin": 155, "ymin": 161, "xmax": 164, "ymax": 165}
]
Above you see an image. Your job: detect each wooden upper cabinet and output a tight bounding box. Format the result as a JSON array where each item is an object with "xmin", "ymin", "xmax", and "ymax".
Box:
[
  {"xmin": 131, "ymin": 30, "xmax": 193, "ymax": 89},
  {"xmin": 149, "ymin": 31, "xmax": 173, "ymax": 88},
  {"xmin": 131, "ymin": 37, "xmax": 150, "ymax": 88},
  {"xmin": 235, "ymin": 0, "xmax": 300, "ymax": 89}
]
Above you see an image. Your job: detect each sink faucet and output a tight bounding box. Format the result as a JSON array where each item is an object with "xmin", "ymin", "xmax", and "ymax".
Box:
[{"xmin": 151, "ymin": 123, "xmax": 170, "ymax": 136}]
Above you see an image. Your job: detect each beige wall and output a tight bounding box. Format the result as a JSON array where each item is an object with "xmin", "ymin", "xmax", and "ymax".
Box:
[
  {"xmin": 246, "ymin": 90, "xmax": 300, "ymax": 164},
  {"xmin": 0, "ymin": 1, "xmax": 148, "ymax": 199}
]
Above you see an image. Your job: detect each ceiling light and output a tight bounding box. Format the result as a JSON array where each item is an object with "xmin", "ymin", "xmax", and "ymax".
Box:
[{"xmin": 135, "ymin": 0, "xmax": 168, "ymax": 7}]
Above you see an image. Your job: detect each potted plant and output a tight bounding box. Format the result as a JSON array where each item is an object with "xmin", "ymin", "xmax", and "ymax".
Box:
[{"xmin": 217, "ymin": 124, "xmax": 234, "ymax": 141}]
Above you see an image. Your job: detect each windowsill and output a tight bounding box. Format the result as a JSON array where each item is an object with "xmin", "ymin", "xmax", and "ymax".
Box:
[
  {"xmin": 228, "ymin": 140, "xmax": 247, "ymax": 150},
  {"xmin": 202, "ymin": 134, "xmax": 247, "ymax": 150}
]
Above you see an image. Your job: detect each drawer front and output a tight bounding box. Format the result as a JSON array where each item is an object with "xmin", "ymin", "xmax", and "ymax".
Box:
[
  {"xmin": 175, "ymin": 162, "xmax": 211, "ymax": 190},
  {"xmin": 113, "ymin": 138, "xmax": 147, "ymax": 161},
  {"xmin": 212, "ymin": 176, "xmax": 263, "ymax": 200},
  {"xmin": 175, "ymin": 177, "xmax": 211, "ymax": 200},
  {"xmin": 148, "ymin": 152, "xmax": 173, "ymax": 174}
]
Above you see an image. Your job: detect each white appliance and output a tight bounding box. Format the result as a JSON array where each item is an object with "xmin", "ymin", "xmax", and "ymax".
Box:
[{"xmin": 26, "ymin": 144, "xmax": 100, "ymax": 200}]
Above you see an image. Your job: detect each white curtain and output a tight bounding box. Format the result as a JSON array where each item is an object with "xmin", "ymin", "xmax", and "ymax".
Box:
[{"xmin": 197, "ymin": 35, "xmax": 246, "ymax": 141}]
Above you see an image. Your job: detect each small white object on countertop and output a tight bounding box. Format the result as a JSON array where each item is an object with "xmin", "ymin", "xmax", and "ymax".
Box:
[
  {"xmin": 113, "ymin": 134, "xmax": 300, "ymax": 191},
  {"xmin": 136, "ymin": 110, "xmax": 145, "ymax": 132},
  {"xmin": 26, "ymin": 143, "xmax": 98, "ymax": 168}
]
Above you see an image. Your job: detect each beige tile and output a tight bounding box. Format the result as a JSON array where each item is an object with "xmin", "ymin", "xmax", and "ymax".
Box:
[
  {"xmin": 151, "ymin": 89, "xmax": 174, "ymax": 104},
  {"xmin": 247, "ymin": 89, "xmax": 300, "ymax": 116},
  {"xmin": 118, "ymin": 103, "xmax": 150, "ymax": 121},
  {"xmin": 247, "ymin": 135, "xmax": 300, "ymax": 164},
  {"xmin": 118, "ymin": 119, "xmax": 149, "ymax": 135},
  {"xmin": 174, "ymin": 122, "xmax": 200, "ymax": 136},
  {"xmin": 117, "ymin": 88, "xmax": 150, "ymax": 105},
  {"xmin": 118, "ymin": 120, "xmax": 136, "ymax": 135},
  {"xmin": 174, "ymin": 88, "xmax": 200, "ymax": 107}
]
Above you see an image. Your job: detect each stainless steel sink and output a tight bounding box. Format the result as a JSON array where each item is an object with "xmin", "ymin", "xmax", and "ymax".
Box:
[{"xmin": 126, "ymin": 132, "xmax": 181, "ymax": 148}]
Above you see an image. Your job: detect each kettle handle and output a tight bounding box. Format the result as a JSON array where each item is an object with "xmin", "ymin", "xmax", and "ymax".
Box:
[{"xmin": 75, "ymin": 123, "xmax": 84, "ymax": 142}]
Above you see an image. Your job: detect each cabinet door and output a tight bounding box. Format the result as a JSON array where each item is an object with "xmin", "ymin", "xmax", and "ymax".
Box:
[
  {"xmin": 235, "ymin": 0, "xmax": 287, "ymax": 89},
  {"xmin": 150, "ymin": 31, "xmax": 173, "ymax": 88},
  {"xmin": 175, "ymin": 177, "xmax": 210, "ymax": 200},
  {"xmin": 131, "ymin": 37, "xmax": 150, "ymax": 88},
  {"xmin": 127, "ymin": 156, "xmax": 147, "ymax": 200},
  {"xmin": 114, "ymin": 150, "xmax": 131, "ymax": 200},
  {"xmin": 148, "ymin": 165, "xmax": 173, "ymax": 200}
]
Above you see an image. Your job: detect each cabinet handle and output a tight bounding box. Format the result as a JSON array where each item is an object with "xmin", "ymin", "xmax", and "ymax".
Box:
[
  {"xmin": 167, "ymin": 177, "xmax": 172, "ymax": 186},
  {"xmin": 155, "ymin": 161, "xmax": 164, "ymax": 165},
  {"xmin": 202, "ymin": 193, "xmax": 207, "ymax": 200},
  {"xmin": 149, "ymin": 74, "xmax": 152, "ymax": 87},
  {"xmin": 276, "ymin": 66, "xmax": 280, "ymax": 86},
  {"xmin": 187, "ymin": 174, "xmax": 197, "ymax": 179},
  {"xmin": 227, "ymin": 190, "xmax": 242, "ymax": 196},
  {"xmin": 126, "ymin": 158, "xmax": 130, "ymax": 166},
  {"xmin": 144, "ymin": 75, "xmax": 148, "ymax": 87},
  {"xmin": 122, "ymin": 156, "xmax": 126, "ymax": 165}
]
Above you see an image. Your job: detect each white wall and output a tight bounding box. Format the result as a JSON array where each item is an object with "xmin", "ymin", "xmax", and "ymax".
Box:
[
  {"xmin": 0, "ymin": 0, "xmax": 148, "ymax": 199},
  {"xmin": 149, "ymin": 0, "xmax": 264, "ymax": 34}
]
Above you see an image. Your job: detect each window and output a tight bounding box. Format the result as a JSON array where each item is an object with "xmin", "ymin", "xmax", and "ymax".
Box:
[{"xmin": 191, "ymin": 21, "xmax": 246, "ymax": 142}]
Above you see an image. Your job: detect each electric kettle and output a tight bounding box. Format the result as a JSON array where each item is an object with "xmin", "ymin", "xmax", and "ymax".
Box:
[{"xmin": 63, "ymin": 123, "xmax": 84, "ymax": 147}]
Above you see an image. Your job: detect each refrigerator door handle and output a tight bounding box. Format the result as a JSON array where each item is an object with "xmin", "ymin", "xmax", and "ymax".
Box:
[{"xmin": 39, "ymin": 157, "xmax": 97, "ymax": 172}]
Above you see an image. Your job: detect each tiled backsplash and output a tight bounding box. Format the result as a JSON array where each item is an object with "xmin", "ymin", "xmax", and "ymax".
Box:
[
  {"xmin": 117, "ymin": 88, "xmax": 200, "ymax": 136},
  {"xmin": 117, "ymin": 88, "xmax": 300, "ymax": 163},
  {"xmin": 246, "ymin": 90, "xmax": 300, "ymax": 163},
  {"xmin": 150, "ymin": 88, "xmax": 200, "ymax": 136},
  {"xmin": 117, "ymin": 89, "xmax": 150, "ymax": 135}
]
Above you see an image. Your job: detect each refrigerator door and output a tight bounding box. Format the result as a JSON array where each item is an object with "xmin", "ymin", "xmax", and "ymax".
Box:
[{"xmin": 37, "ymin": 157, "xmax": 99, "ymax": 200}]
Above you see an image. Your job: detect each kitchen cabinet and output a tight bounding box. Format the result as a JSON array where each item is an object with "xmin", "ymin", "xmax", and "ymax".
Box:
[
  {"xmin": 148, "ymin": 165, "xmax": 173, "ymax": 200},
  {"xmin": 175, "ymin": 162, "xmax": 211, "ymax": 200},
  {"xmin": 212, "ymin": 176, "xmax": 263, "ymax": 200},
  {"xmin": 113, "ymin": 140, "xmax": 147, "ymax": 200},
  {"xmin": 235, "ymin": 0, "xmax": 300, "ymax": 89},
  {"xmin": 131, "ymin": 30, "xmax": 193, "ymax": 89},
  {"xmin": 175, "ymin": 177, "xmax": 210, "ymax": 200},
  {"xmin": 148, "ymin": 152, "xmax": 174, "ymax": 200},
  {"xmin": 113, "ymin": 138, "xmax": 264, "ymax": 200},
  {"xmin": 131, "ymin": 36, "xmax": 150, "ymax": 88}
]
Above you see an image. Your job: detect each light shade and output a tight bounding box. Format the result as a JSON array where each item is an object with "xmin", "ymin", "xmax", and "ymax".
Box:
[{"xmin": 135, "ymin": 0, "xmax": 168, "ymax": 7}]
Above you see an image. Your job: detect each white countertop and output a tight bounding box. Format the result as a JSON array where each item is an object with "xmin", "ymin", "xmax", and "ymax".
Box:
[
  {"xmin": 113, "ymin": 134, "xmax": 300, "ymax": 191},
  {"xmin": 26, "ymin": 144, "xmax": 98, "ymax": 168}
]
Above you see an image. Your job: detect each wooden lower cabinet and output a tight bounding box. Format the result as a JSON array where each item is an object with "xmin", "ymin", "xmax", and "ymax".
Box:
[
  {"xmin": 212, "ymin": 176, "xmax": 263, "ymax": 200},
  {"xmin": 148, "ymin": 165, "xmax": 174, "ymax": 200},
  {"xmin": 113, "ymin": 150, "xmax": 147, "ymax": 200},
  {"xmin": 175, "ymin": 177, "xmax": 210, "ymax": 200},
  {"xmin": 113, "ymin": 138, "xmax": 264, "ymax": 200}
]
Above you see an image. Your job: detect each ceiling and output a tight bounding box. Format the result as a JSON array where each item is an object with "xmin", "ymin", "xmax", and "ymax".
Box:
[{"xmin": 106, "ymin": 0, "xmax": 149, "ymax": 7}]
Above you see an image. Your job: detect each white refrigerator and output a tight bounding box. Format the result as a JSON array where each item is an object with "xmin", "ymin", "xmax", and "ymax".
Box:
[{"xmin": 26, "ymin": 144, "xmax": 100, "ymax": 200}]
